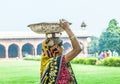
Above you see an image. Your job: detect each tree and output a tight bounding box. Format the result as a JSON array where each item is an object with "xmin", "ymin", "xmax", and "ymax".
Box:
[
  {"xmin": 88, "ymin": 36, "xmax": 99, "ymax": 55},
  {"xmin": 99, "ymin": 19, "xmax": 120, "ymax": 55}
]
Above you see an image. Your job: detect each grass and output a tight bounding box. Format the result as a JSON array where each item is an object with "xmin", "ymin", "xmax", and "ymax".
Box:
[
  {"xmin": 73, "ymin": 64, "xmax": 120, "ymax": 84},
  {"xmin": 0, "ymin": 60, "xmax": 40, "ymax": 84},
  {"xmin": 0, "ymin": 60, "xmax": 120, "ymax": 84}
]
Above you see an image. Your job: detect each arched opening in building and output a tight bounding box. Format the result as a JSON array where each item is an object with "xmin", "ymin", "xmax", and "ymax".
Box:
[
  {"xmin": 37, "ymin": 43, "xmax": 42, "ymax": 56},
  {"xmin": 8, "ymin": 44, "xmax": 19, "ymax": 58},
  {"xmin": 63, "ymin": 42, "xmax": 71, "ymax": 53},
  {"xmin": 22, "ymin": 43, "xmax": 34, "ymax": 57},
  {"xmin": 0, "ymin": 44, "xmax": 5, "ymax": 58}
]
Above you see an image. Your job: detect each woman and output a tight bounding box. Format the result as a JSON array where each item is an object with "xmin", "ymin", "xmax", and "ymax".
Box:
[{"xmin": 40, "ymin": 19, "xmax": 82, "ymax": 84}]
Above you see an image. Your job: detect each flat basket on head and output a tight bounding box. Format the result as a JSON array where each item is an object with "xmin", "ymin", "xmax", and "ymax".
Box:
[{"xmin": 28, "ymin": 22, "xmax": 64, "ymax": 34}]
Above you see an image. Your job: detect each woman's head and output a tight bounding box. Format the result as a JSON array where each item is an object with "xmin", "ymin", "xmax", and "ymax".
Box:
[{"xmin": 42, "ymin": 38, "xmax": 63, "ymax": 57}]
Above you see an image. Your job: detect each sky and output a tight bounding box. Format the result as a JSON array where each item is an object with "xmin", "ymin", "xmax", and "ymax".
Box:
[{"xmin": 0, "ymin": 0, "xmax": 120, "ymax": 37}]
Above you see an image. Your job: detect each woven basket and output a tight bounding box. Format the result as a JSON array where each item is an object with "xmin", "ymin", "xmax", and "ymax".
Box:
[
  {"xmin": 28, "ymin": 22, "xmax": 71, "ymax": 34},
  {"xmin": 28, "ymin": 22, "xmax": 64, "ymax": 34}
]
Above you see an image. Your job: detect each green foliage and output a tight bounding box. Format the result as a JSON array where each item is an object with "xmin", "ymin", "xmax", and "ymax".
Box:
[
  {"xmin": 71, "ymin": 58, "xmax": 85, "ymax": 64},
  {"xmin": 88, "ymin": 36, "xmax": 99, "ymax": 54},
  {"xmin": 99, "ymin": 19, "xmax": 120, "ymax": 55},
  {"xmin": 72, "ymin": 57, "xmax": 120, "ymax": 67},
  {"xmin": 84, "ymin": 58, "xmax": 96, "ymax": 65},
  {"xmin": 71, "ymin": 58, "xmax": 80, "ymax": 64},
  {"xmin": 78, "ymin": 58, "xmax": 85, "ymax": 64},
  {"xmin": 101, "ymin": 57, "xmax": 120, "ymax": 66},
  {"xmin": 71, "ymin": 58, "xmax": 96, "ymax": 65},
  {"xmin": 24, "ymin": 57, "xmax": 41, "ymax": 61},
  {"xmin": 108, "ymin": 19, "xmax": 118, "ymax": 28}
]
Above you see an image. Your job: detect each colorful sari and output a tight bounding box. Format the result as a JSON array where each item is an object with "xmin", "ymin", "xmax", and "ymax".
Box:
[{"xmin": 40, "ymin": 39, "xmax": 77, "ymax": 84}]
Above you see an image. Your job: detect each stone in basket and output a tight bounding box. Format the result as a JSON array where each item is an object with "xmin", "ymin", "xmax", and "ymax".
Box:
[{"xmin": 28, "ymin": 22, "xmax": 71, "ymax": 34}]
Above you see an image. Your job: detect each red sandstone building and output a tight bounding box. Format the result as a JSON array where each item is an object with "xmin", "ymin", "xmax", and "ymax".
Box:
[{"xmin": 0, "ymin": 31, "xmax": 91, "ymax": 59}]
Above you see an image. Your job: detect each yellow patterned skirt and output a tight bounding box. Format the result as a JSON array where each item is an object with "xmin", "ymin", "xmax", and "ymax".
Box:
[{"xmin": 40, "ymin": 56, "xmax": 77, "ymax": 84}]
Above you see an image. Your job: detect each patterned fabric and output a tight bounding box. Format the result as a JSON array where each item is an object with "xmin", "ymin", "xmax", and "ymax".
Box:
[
  {"xmin": 42, "ymin": 38, "xmax": 59, "ymax": 57},
  {"xmin": 57, "ymin": 57, "xmax": 71, "ymax": 84},
  {"xmin": 40, "ymin": 38, "xmax": 77, "ymax": 84},
  {"xmin": 41, "ymin": 56, "xmax": 62, "ymax": 84}
]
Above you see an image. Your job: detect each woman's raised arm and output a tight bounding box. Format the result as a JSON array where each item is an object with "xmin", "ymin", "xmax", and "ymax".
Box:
[{"xmin": 60, "ymin": 19, "xmax": 82, "ymax": 63}]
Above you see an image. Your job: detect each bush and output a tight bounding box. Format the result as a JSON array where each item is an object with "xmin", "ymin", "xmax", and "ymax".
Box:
[
  {"xmin": 84, "ymin": 58, "xmax": 96, "ymax": 65},
  {"xmin": 71, "ymin": 58, "xmax": 81, "ymax": 64},
  {"xmin": 24, "ymin": 57, "xmax": 41, "ymax": 61},
  {"xmin": 101, "ymin": 57, "xmax": 120, "ymax": 67},
  {"xmin": 71, "ymin": 57, "xmax": 120, "ymax": 67},
  {"xmin": 24, "ymin": 56, "xmax": 120, "ymax": 67},
  {"xmin": 71, "ymin": 58, "xmax": 96, "ymax": 65},
  {"xmin": 78, "ymin": 58, "xmax": 85, "ymax": 64}
]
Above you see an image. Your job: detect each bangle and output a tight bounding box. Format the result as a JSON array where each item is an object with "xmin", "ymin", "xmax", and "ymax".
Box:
[{"xmin": 70, "ymin": 35, "xmax": 75, "ymax": 40}]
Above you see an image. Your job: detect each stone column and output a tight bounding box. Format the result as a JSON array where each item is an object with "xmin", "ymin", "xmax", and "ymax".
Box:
[
  {"xmin": 19, "ymin": 46, "xmax": 23, "ymax": 59},
  {"xmin": 34, "ymin": 45, "xmax": 38, "ymax": 56},
  {"xmin": 84, "ymin": 40, "xmax": 88, "ymax": 56},
  {"xmin": 5, "ymin": 46, "xmax": 9, "ymax": 59}
]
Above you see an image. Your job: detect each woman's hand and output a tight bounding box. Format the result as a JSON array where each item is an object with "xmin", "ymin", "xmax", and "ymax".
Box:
[
  {"xmin": 59, "ymin": 19, "xmax": 82, "ymax": 63},
  {"xmin": 59, "ymin": 19, "xmax": 70, "ymax": 31}
]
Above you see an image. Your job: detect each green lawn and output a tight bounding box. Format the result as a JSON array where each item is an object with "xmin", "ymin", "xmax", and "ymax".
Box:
[
  {"xmin": 0, "ymin": 60, "xmax": 40, "ymax": 84},
  {"xmin": 0, "ymin": 60, "xmax": 120, "ymax": 84},
  {"xmin": 73, "ymin": 64, "xmax": 120, "ymax": 84}
]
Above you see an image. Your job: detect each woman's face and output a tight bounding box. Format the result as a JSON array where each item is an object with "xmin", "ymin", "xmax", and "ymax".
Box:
[{"xmin": 50, "ymin": 38, "xmax": 64, "ymax": 56}]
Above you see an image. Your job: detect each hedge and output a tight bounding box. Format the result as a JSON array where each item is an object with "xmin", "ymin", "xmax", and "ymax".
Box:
[
  {"xmin": 71, "ymin": 58, "xmax": 96, "ymax": 65},
  {"xmin": 71, "ymin": 57, "xmax": 120, "ymax": 67},
  {"xmin": 24, "ymin": 57, "xmax": 40, "ymax": 61},
  {"xmin": 23, "ymin": 56, "xmax": 120, "ymax": 67},
  {"xmin": 100, "ymin": 57, "xmax": 120, "ymax": 67}
]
